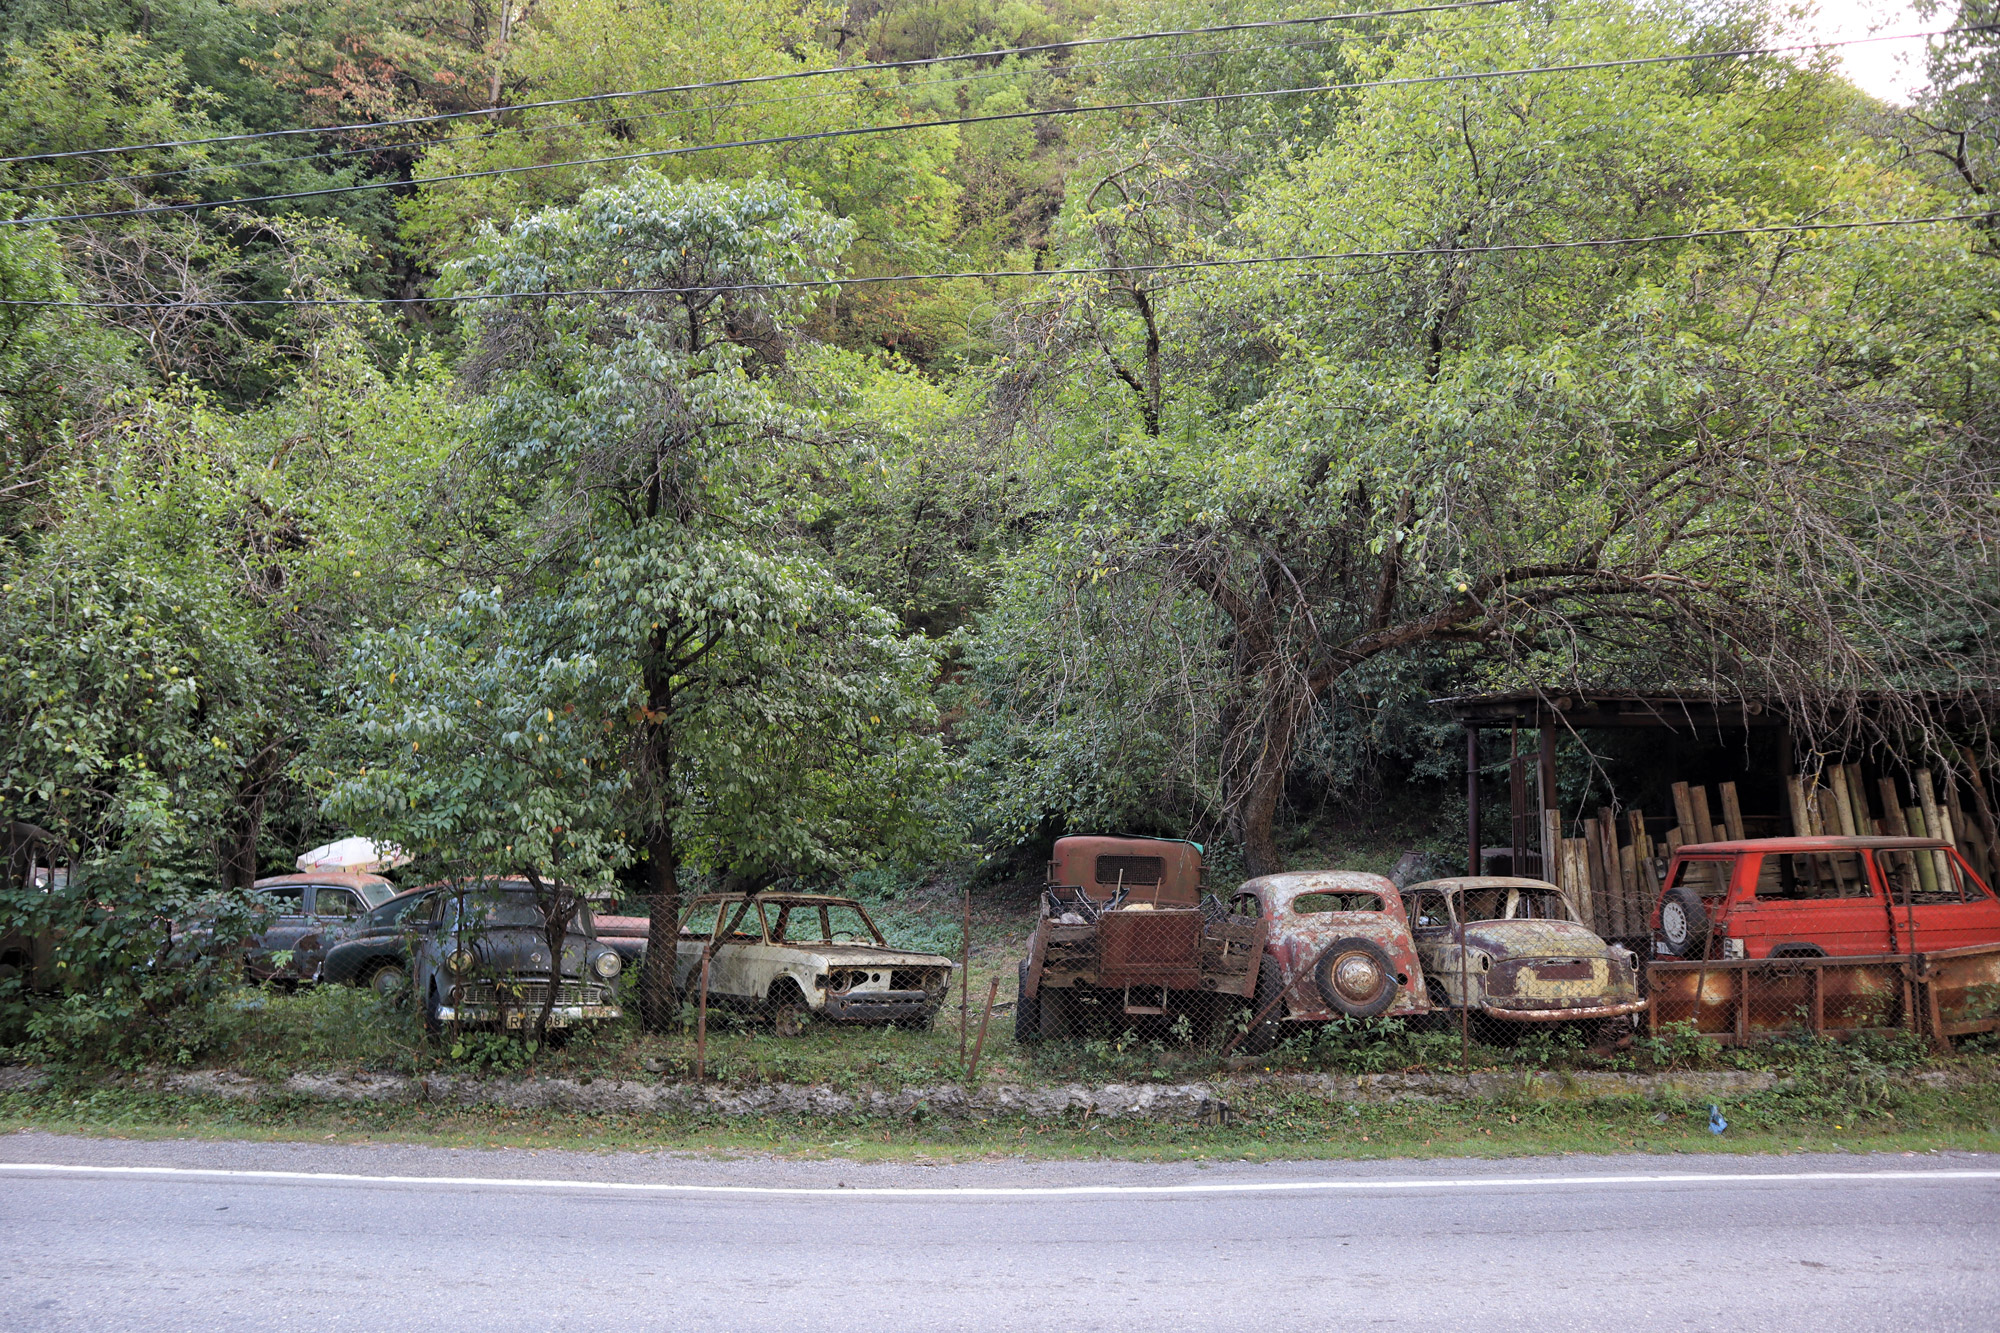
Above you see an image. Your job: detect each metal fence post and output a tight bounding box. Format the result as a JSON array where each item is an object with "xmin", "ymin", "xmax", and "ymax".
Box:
[
  {"xmin": 960, "ymin": 887, "xmax": 971, "ymax": 1070},
  {"xmin": 966, "ymin": 976, "xmax": 1000, "ymax": 1082},
  {"xmin": 694, "ymin": 950, "xmax": 711, "ymax": 1083}
]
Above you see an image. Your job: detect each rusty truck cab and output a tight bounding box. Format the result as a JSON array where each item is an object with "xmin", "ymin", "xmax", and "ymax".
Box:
[
  {"xmin": 1019, "ymin": 836, "xmax": 1263, "ymax": 1042},
  {"xmin": 1046, "ymin": 836, "xmax": 1204, "ymax": 906}
]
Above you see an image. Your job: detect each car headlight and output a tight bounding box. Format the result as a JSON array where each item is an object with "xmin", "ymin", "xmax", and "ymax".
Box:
[
  {"xmin": 445, "ymin": 949, "xmax": 477, "ymax": 976},
  {"xmin": 593, "ymin": 951, "xmax": 622, "ymax": 980}
]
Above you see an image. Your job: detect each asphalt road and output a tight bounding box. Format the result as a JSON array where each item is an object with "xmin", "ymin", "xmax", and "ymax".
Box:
[{"xmin": 2, "ymin": 1134, "xmax": 1995, "ymax": 1332}]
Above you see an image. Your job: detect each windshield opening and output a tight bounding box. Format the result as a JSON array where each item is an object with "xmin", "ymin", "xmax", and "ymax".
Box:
[
  {"xmin": 452, "ymin": 895, "xmax": 591, "ymax": 931},
  {"xmin": 770, "ymin": 902, "xmax": 878, "ymax": 945},
  {"xmin": 1455, "ymin": 886, "xmax": 1575, "ymax": 923}
]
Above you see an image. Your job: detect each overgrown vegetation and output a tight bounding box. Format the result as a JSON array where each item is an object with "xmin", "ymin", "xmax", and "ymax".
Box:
[{"xmin": 5, "ymin": 0, "xmax": 2000, "ymax": 1069}]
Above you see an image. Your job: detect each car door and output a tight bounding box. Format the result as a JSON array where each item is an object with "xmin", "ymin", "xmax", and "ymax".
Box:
[
  {"xmin": 301, "ymin": 885, "xmax": 368, "ymax": 978},
  {"xmin": 705, "ymin": 899, "xmax": 773, "ymax": 1000},
  {"xmin": 1402, "ymin": 888, "xmax": 1457, "ymax": 994},
  {"xmin": 1728, "ymin": 849, "xmax": 1890, "ymax": 957},
  {"xmin": 1878, "ymin": 848, "xmax": 2000, "ymax": 952},
  {"xmin": 248, "ymin": 885, "xmax": 312, "ymax": 980}
]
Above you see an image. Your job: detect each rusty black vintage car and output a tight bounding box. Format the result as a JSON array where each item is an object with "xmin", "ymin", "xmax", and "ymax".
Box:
[
  {"xmin": 412, "ymin": 881, "xmax": 623, "ymax": 1033},
  {"xmin": 1401, "ymin": 877, "xmax": 1646, "ymax": 1036}
]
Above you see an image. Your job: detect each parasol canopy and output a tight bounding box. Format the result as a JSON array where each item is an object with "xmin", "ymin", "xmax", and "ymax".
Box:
[{"xmin": 295, "ymin": 836, "xmax": 411, "ymax": 874}]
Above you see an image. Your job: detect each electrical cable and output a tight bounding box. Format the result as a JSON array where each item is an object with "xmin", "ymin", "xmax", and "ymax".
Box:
[
  {"xmin": 21, "ymin": 27, "xmax": 1404, "ymax": 197},
  {"xmin": 0, "ymin": 0, "xmax": 1523, "ymax": 167},
  {"xmin": 3, "ymin": 28, "xmax": 1972, "ymax": 231},
  {"xmin": 3, "ymin": 211, "xmax": 1988, "ymax": 309}
]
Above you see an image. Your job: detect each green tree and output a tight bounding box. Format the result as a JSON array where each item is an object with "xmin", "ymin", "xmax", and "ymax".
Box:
[
  {"xmin": 967, "ymin": 2, "xmax": 2000, "ymax": 873},
  {"xmin": 424, "ymin": 171, "xmax": 954, "ymax": 1026}
]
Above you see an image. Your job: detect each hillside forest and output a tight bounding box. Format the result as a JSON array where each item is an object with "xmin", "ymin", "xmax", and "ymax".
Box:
[{"xmin": 4, "ymin": 0, "xmax": 2000, "ymax": 1028}]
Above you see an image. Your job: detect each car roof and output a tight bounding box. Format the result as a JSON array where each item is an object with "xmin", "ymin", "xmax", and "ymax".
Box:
[
  {"xmin": 691, "ymin": 893, "xmax": 863, "ymax": 907},
  {"xmin": 1407, "ymin": 877, "xmax": 1565, "ymax": 893},
  {"xmin": 1672, "ymin": 837, "xmax": 1953, "ymax": 854},
  {"xmin": 253, "ymin": 871, "xmax": 396, "ymax": 889},
  {"xmin": 1238, "ymin": 871, "xmax": 1398, "ymax": 902}
]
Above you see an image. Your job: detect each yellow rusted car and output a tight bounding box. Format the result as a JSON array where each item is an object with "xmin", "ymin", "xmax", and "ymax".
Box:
[{"xmin": 1400, "ymin": 877, "xmax": 1646, "ymax": 1038}]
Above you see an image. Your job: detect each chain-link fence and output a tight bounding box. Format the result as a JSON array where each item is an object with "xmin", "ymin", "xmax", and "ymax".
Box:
[{"xmin": 1646, "ymin": 942, "xmax": 2000, "ymax": 1053}]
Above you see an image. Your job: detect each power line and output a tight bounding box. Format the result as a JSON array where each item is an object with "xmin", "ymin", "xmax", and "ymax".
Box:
[
  {"xmin": 3, "ymin": 29, "xmax": 1965, "ymax": 231},
  {"xmin": 22, "ymin": 27, "xmax": 1393, "ymax": 198},
  {"xmin": 4, "ymin": 212, "xmax": 1988, "ymax": 309},
  {"xmin": 0, "ymin": 0, "xmax": 1521, "ymax": 168}
]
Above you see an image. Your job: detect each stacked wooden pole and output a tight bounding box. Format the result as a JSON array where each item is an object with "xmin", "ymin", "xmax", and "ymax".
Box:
[
  {"xmin": 1544, "ymin": 753, "xmax": 2000, "ymax": 937},
  {"xmin": 1550, "ymin": 807, "xmax": 1654, "ymax": 941}
]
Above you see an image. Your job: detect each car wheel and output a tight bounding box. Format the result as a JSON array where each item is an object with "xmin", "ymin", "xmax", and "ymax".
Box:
[
  {"xmin": 423, "ymin": 983, "xmax": 444, "ymax": 1036},
  {"xmin": 769, "ymin": 985, "xmax": 809, "ymax": 1037},
  {"xmin": 1238, "ymin": 956, "xmax": 1287, "ymax": 1056},
  {"xmin": 1312, "ymin": 938, "xmax": 1399, "ymax": 1019},
  {"xmin": 1015, "ymin": 961, "xmax": 1042, "ymax": 1045},
  {"xmin": 1659, "ymin": 885, "xmax": 1711, "ymax": 959},
  {"xmin": 365, "ymin": 962, "xmax": 409, "ymax": 1000}
]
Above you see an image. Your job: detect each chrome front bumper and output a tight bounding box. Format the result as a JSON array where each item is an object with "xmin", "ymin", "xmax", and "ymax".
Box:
[{"xmin": 437, "ymin": 1004, "xmax": 621, "ymax": 1027}]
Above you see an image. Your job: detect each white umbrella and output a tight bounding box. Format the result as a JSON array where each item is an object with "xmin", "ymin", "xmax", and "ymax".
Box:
[{"xmin": 295, "ymin": 836, "xmax": 411, "ymax": 874}]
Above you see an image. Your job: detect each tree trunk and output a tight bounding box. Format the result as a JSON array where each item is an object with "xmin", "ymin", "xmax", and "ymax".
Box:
[
  {"xmin": 1231, "ymin": 691, "xmax": 1305, "ymax": 879},
  {"xmin": 638, "ymin": 831, "xmax": 682, "ymax": 1030}
]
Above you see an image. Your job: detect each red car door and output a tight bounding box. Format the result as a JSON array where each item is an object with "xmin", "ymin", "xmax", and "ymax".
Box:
[
  {"xmin": 1725, "ymin": 848, "xmax": 1892, "ymax": 957},
  {"xmin": 1875, "ymin": 847, "xmax": 2000, "ymax": 953}
]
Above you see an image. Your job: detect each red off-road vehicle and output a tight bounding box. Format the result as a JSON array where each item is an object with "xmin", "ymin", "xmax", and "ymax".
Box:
[{"xmin": 1651, "ymin": 836, "xmax": 2000, "ymax": 960}]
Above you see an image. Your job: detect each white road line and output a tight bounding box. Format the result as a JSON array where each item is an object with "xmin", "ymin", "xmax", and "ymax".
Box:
[{"xmin": 1, "ymin": 1162, "xmax": 1997, "ymax": 1199}]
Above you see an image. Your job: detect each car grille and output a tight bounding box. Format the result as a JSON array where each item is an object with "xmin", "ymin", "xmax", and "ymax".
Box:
[{"xmin": 459, "ymin": 980, "xmax": 606, "ymax": 1007}]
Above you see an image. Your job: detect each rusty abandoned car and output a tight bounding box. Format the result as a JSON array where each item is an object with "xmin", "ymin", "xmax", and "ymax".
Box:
[
  {"xmin": 1230, "ymin": 871, "xmax": 1432, "ymax": 1054},
  {"xmin": 413, "ymin": 881, "xmax": 623, "ymax": 1034},
  {"xmin": 240, "ymin": 872, "xmax": 402, "ymax": 985},
  {"xmin": 673, "ymin": 892, "xmax": 954, "ymax": 1032},
  {"xmin": 1014, "ymin": 836, "xmax": 1264, "ymax": 1042},
  {"xmin": 1401, "ymin": 877, "xmax": 1646, "ymax": 1036}
]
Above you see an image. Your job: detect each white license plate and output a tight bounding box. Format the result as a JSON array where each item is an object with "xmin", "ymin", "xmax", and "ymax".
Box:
[{"xmin": 505, "ymin": 1011, "xmax": 568, "ymax": 1028}]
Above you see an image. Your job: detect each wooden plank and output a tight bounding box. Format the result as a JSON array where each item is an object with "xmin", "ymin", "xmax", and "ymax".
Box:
[
  {"xmin": 1691, "ymin": 787, "xmax": 1717, "ymax": 845},
  {"xmin": 1879, "ymin": 779, "xmax": 1910, "ymax": 836},
  {"xmin": 1593, "ymin": 816, "xmax": 1624, "ymax": 937},
  {"xmin": 1919, "ymin": 770, "xmax": 1956, "ymax": 847},
  {"xmin": 1827, "ymin": 765, "xmax": 1859, "ymax": 836},
  {"xmin": 1565, "ymin": 837, "xmax": 1595, "ymax": 935},
  {"xmin": 1718, "ymin": 782, "xmax": 1746, "ymax": 842},
  {"xmin": 1804, "ymin": 782, "xmax": 1828, "ymax": 837},
  {"xmin": 1786, "ymin": 774, "xmax": 1812, "ymax": 838},
  {"xmin": 1845, "ymin": 765, "xmax": 1874, "ymax": 834},
  {"xmin": 1918, "ymin": 770, "xmax": 1955, "ymax": 895},
  {"xmin": 1598, "ymin": 804, "xmax": 1623, "ymax": 934},
  {"xmin": 1671, "ymin": 781, "xmax": 1697, "ymax": 844},
  {"xmin": 1619, "ymin": 842, "xmax": 1639, "ymax": 936}
]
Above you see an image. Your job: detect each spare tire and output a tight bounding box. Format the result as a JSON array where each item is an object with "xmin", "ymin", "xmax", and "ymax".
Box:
[
  {"xmin": 1312, "ymin": 938, "xmax": 1399, "ymax": 1019},
  {"xmin": 1659, "ymin": 884, "xmax": 1711, "ymax": 959}
]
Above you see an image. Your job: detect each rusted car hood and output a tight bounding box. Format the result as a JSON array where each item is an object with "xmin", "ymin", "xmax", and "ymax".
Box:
[{"xmin": 1463, "ymin": 919, "xmax": 1615, "ymax": 958}]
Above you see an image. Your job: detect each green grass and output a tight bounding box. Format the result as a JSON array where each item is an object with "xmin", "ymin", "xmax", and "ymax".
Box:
[{"xmin": 5, "ymin": 1076, "xmax": 1998, "ymax": 1163}]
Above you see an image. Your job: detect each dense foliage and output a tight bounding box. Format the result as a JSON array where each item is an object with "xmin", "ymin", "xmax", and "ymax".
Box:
[{"xmin": 5, "ymin": 0, "xmax": 2000, "ymax": 1040}]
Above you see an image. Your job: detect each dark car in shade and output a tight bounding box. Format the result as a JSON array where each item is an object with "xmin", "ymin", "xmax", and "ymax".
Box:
[
  {"xmin": 413, "ymin": 880, "xmax": 623, "ymax": 1033},
  {"xmin": 243, "ymin": 872, "xmax": 401, "ymax": 984},
  {"xmin": 319, "ymin": 886, "xmax": 441, "ymax": 996}
]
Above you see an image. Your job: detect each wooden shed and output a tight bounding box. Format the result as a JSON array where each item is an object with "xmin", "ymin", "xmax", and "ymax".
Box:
[{"xmin": 1435, "ymin": 689, "xmax": 2000, "ymax": 946}]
